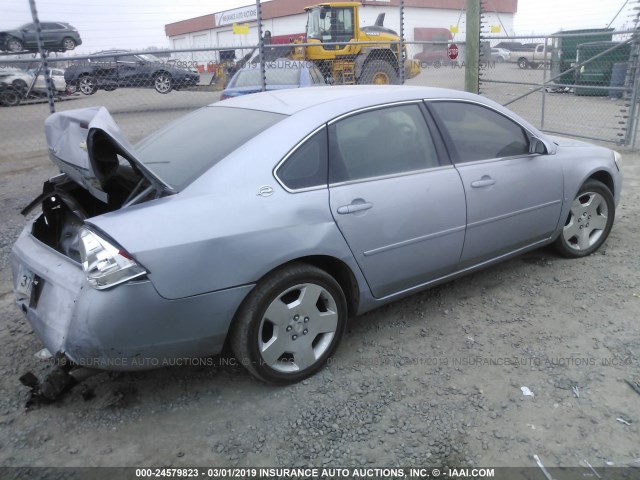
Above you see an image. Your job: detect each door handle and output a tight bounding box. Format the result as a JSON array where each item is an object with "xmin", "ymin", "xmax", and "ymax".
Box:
[
  {"xmin": 471, "ymin": 176, "xmax": 496, "ymax": 188},
  {"xmin": 337, "ymin": 202, "xmax": 373, "ymax": 214}
]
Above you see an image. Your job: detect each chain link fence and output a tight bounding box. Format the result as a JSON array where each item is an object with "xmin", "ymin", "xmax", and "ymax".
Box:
[
  {"xmin": 479, "ymin": 1, "xmax": 640, "ymax": 146},
  {"xmin": 1, "ymin": 0, "xmax": 639, "ymax": 164}
]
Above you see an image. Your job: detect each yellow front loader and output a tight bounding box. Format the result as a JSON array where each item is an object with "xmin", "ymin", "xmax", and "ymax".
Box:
[{"xmin": 291, "ymin": 2, "xmax": 419, "ymax": 84}]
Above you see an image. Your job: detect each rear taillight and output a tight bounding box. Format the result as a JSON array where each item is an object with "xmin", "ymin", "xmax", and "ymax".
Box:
[
  {"xmin": 78, "ymin": 227, "xmax": 146, "ymax": 290},
  {"xmin": 220, "ymin": 93, "xmax": 231, "ymax": 100}
]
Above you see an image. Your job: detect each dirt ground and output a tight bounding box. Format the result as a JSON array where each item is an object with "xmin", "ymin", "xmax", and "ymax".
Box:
[{"xmin": 0, "ymin": 129, "xmax": 639, "ymax": 476}]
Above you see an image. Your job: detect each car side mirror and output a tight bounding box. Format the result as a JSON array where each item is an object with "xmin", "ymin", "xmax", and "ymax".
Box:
[{"xmin": 529, "ymin": 137, "xmax": 548, "ymax": 155}]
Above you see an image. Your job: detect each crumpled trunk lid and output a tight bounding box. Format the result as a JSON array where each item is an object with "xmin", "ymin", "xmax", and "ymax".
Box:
[{"xmin": 44, "ymin": 106, "xmax": 171, "ymax": 203}]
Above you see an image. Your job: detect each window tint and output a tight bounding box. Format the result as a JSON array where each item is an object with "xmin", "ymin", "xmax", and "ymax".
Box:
[
  {"xmin": 136, "ymin": 106, "xmax": 285, "ymax": 191},
  {"xmin": 429, "ymin": 101, "xmax": 529, "ymax": 163},
  {"xmin": 329, "ymin": 104, "xmax": 439, "ymax": 183},
  {"xmin": 117, "ymin": 55, "xmax": 140, "ymax": 63},
  {"xmin": 277, "ymin": 128, "xmax": 327, "ymax": 190}
]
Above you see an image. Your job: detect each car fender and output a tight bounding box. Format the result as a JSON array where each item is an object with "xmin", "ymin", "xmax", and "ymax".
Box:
[{"xmin": 553, "ymin": 143, "xmax": 621, "ymax": 235}]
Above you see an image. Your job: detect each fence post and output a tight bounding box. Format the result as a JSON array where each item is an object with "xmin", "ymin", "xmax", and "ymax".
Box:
[
  {"xmin": 399, "ymin": 0, "xmax": 405, "ymax": 84},
  {"xmin": 256, "ymin": 0, "xmax": 266, "ymax": 92},
  {"xmin": 465, "ymin": 0, "xmax": 480, "ymax": 94},
  {"xmin": 28, "ymin": 0, "xmax": 55, "ymax": 114}
]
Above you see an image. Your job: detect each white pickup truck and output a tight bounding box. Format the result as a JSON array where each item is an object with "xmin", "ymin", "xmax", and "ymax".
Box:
[{"xmin": 514, "ymin": 44, "xmax": 548, "ymax": 69}]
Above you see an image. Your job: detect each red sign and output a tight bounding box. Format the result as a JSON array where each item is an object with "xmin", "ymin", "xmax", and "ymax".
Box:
[{"xmin": 447, "ymin": 43, "xmax": 459, "ymax": 60}]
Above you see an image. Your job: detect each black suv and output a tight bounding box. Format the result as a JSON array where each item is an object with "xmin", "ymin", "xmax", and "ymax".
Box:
[
  {"xmin": 64, "ymin": 50, "xmax": 200, "ymax": 95},
  {"xmin": 0, "ymin": 22, "xmax": 81, "ymax": 53}
]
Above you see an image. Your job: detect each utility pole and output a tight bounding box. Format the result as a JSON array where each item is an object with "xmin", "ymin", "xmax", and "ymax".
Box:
[{"xmin": 465, "ymin": 0, "xmax": 480, "ymax": 93}]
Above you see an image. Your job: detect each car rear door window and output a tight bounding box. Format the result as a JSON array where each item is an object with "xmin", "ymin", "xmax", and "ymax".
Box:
[
  {"xmin": 276, "ymin": 128, "xmax": 328, "ymax": 190},
  {"xmin": 329, "ymin": 104, "xmax": 439, "ymax": 183},
  {"xmin": 429, "ymin": 101, "xmax": 530, "ymax": 163}
]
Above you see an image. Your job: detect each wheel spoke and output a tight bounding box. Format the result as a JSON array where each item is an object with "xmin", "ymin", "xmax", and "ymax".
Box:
[
  {"xmin": 563, "ymin": 217, "xmax": 580, "ymax": 241},
  {"xmin": 312, "ymin": 310, "xmax": 338, "ymax": 335},
  {"xmin": 293, "ymin": 342, "xmax": 318, "ymax": 370},
  {"xmin": 298, "ymin": 283, "xmax": 324, "ymax": 311},
  {"xmin": 571, "ymin": 197, "xmax": 586, "ymax": 216},
  {"xmin": 263, "ymin": 299, "xmax": 292, "ymax": 326},
  {"xmin": 589, "ymin": 214, "xmax": 607, "ymax": 231},
  {"xmin": 577, "ymin": 229, "xmax": 591, "ymax": 250},
  {"xmin": 260, "ymin": 332, "xmax": 288, "ymax": 366}
]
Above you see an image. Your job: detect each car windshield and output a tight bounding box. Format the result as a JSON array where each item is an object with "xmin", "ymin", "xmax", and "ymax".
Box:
[
  {"xmin": 233, "ymin": 67, "xmax": 301, "ymax": 88},
  {"xmin": 135, "ymin": 106, "xmax": 285, "ymax": 191}
]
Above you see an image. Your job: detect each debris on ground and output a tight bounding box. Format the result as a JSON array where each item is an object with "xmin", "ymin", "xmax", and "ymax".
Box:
[{"xmin": 521, "ymin": 386, "xmax": 535, "ymax": 397}]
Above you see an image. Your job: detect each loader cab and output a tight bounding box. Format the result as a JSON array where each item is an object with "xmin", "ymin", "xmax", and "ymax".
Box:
[{"xmin": 305, "ymin": 4, "xmax": 356, "ymax": 55}]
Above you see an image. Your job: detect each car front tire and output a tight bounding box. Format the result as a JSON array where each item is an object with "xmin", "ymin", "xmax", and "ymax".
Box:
[
  {"xmin": 555, "ymin": 179, "xmax": 615, "ymax": 258},
  {"xmin": 230, "ymin": 263, "xmax": 348, "ymax": 385}
]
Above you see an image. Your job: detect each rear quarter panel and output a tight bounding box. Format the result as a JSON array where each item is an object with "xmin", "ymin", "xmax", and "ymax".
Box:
[{"xmin": 88, "ymin": 113, "xmax": 366, "ymax": 301}]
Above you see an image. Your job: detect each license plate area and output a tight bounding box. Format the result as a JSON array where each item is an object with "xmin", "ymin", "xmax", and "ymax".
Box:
[{"xmin": 16, "ymin": 265, "xmax": 35, "ymax": 299}]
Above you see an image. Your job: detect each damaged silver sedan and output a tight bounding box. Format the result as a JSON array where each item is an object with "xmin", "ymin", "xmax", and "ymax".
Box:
[{"xmin": 11, "ymin": 86, "xmax": 622, "ymax": 385}]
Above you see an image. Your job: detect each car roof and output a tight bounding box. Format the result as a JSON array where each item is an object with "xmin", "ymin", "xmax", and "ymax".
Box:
[{"xmin": 214, "ymin": 85, "xmax": 484, "ymax": 116}]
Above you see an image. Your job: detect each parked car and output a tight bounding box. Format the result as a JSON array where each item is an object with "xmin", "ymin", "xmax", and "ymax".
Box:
[
  {"xmin": 26, "ymin": 68, "xmax": 69, "ymax": 92},
  {"xmin": 0, "ymin": 22, "xmax": 81, "ymax": 53},
  {"xmin": 490, "ymin": 47, "xmax": 511, "ymax": 63},
  {"xmin": 0, "ymin": 67, "xmax": 69, "ymax": 97},
  {"xmin": 221, "ymin": 59, "xmax": 327, "ymax": 99},
  {"xmin": 64, "ymin": 50, "xmax": 200, "ymax": 95},
  {"xmin": 514, "ymin": 43, "xmax": 549, "ymax": 69},
  {"xmin": 412, "ymin": 48, "xmax": 450, "ymax": 65},
  {"xmin": 0, "ymin": 67, "xmax": 33, "ymax": 96},
  {"xmin": 11, "ymin": 86, "xmax": 621, "ymax": 385}
]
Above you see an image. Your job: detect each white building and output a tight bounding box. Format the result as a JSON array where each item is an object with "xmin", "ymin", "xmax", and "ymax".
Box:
[{"xmin": 165, "ymin": 0, "xmax": 517, "ymax": 54}]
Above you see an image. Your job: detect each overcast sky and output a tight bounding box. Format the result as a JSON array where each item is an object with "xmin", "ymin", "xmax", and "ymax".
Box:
[{"xmin": 0, "ymin": 0, "xmax": 634, "ymax": 53}]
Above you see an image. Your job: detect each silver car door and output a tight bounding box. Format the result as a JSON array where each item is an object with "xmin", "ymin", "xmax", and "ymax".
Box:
[
  {"xmin": 428, "ymin": 100, "xmax": 563, "ymax": 266},
  {"xmin": 328, "ymin": 103, "xmax": 466, "ymax": 298}
]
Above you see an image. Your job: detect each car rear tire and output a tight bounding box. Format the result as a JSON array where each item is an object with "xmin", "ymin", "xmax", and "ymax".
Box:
[
  {"xmin": 554, "ymin": 180, "xmax": 615, "ymax": 258},
  {"xmin": 517, "ymin": 58, "xmax": 529, "ymax": 69},
  {"xmin": 61, "ymin": 37, "xmax": 76, "ymax": 51},
  {"xmin": 12, "ymin": 79, "xmax": 28, "ymax": 96},
  {"xmin": 0, "ymin": 87, "xmax": 21, "ymax": 107},
  {"xmin": 78, "ymin": 74, "xmax": 97, "ymax": 95},
  {"xmin": 6, "ymin": 37, "xmax": 23, "ymax": 53},
  {"xmin": 229, "ymin": 263, "xmax": 348, "ymax": 384},
  {"xmin": 154, "ymin": 72, "xmax": 173, "ymax": 94},
  {"xmin": 358, "ymin": 59, "xmax": 400, "ymax": 85}
]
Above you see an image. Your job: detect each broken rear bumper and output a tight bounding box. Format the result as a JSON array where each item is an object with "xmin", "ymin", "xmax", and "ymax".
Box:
[{"xmin": 10, "ymin": 223, "xmax": 254, "ymax": 370}]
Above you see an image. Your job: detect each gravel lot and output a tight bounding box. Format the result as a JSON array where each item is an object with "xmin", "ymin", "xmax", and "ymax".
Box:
[{"xmin": 0, "ymin": 76, "xmax": 639, "ymax": 476}]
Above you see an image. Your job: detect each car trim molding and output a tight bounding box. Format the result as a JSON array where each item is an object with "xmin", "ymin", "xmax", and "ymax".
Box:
[
  {"xmin": 376, "ymin": 237, "xmax": 551, "ymax": 301},
  {"xmin": 363, "ymin": 224, "xmax": 467, "ymax": 257},
  {"xmin": 329, "ymin": 165, "xmax": 455, "ymax": 188},
  {"xmin": 467, "ymin": 199, "xmax": 562, "ymax": 229},
  {"xmin": 327, "ymin": 100, "xmax": 424, "ymax": 126}
]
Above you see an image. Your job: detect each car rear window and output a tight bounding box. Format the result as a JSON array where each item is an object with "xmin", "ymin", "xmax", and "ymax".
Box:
[
  {"xmin": 233, "ymin": 67, "xmax": 301, "ymax": 87},
  {"xmin": 135, "ymin": 106, "xmax": 285, "ymax": 190}
]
